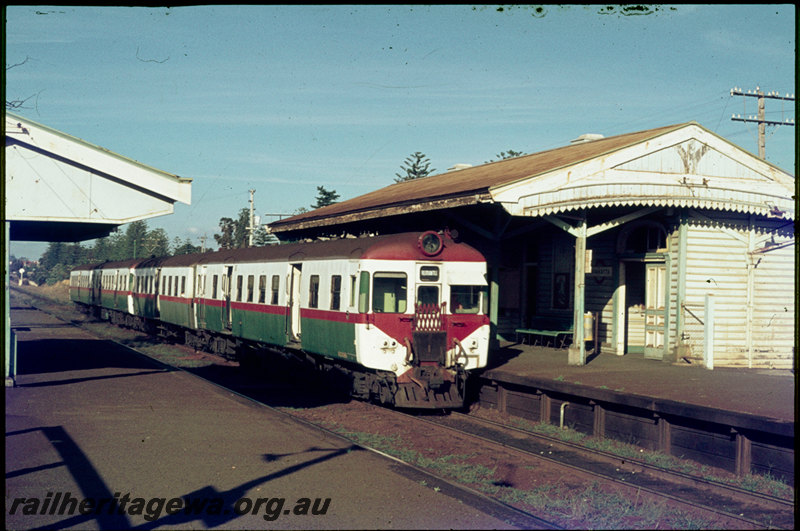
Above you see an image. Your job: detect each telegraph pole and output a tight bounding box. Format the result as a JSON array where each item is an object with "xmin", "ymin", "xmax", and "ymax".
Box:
[
  {"xmin": 248, "ymin": 189, "xmax": 256, "ymax": 247},
  {"xmin": 730, "ymin": 86, "xmax": 795, "ymax": 159}
]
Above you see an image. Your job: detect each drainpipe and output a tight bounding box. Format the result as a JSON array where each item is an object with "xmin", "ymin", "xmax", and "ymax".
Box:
[{"xmin": 560, "ymin": 402, "xmax": 569, "ymax": 430}]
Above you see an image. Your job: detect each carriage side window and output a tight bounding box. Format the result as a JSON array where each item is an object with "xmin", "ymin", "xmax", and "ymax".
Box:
[
  {"xmin": 181, "ymin": 276, "xmax": 186, "ymax": 296},
  {"xmin": 330, "ymin": 275, "xmax": 341, "ymax": 311},
  {"xmin": 350, "ymin": 275, "xmax": 357, "ymax": 308},
  {"xmin": 258, "ymin": 275, "xmax": 267, "ymax": 303},
  {"xmin": 236, "ymin": 275, "xmax": 243, "ymax": 302},
  {"xmin": 373, "ymin": 272, "xmax": 407, "ymax": 313},
  {"xmin": 358, "ymin": 272, "xmax": 370, "ymax": 313},
  {"xmin": 450, "ymin": 285, "xmax": 485, "ymax": 314},
  {"xmin": 309, "ymin": 275, "xmax": 320, "ymax": 309},
  {"xmin": 168, "ymin": 276, "xmax": 173, "ymax": 296},
  {"xmin": 247, "ymin": 275, "xmax": 254, "ymax": 303},
  {"xmin": 271, "ymin": 275, "xmax": 280, "ymax": 305},
  {"xmin": 212, "ymin": 275, "xmax": 219, "ymax": 299}
]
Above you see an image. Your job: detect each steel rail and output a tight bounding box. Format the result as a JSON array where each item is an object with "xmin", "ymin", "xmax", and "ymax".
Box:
[{"xmin": 398, "ymin": 408, "xmax": 793, "ymax": 530}]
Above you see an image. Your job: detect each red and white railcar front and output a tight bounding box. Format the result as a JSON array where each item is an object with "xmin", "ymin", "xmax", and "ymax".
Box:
[{"xmin": 354, "ymin": 231, "xmax": 490, "ymax": 408}]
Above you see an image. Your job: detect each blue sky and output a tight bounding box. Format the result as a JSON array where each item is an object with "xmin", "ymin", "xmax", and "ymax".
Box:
[{"xmin": 6, "ymin": 5, "xmax": 796, "ymax": 260}]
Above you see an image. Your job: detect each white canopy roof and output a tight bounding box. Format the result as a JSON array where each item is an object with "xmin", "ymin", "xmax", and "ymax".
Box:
[{"xmin": 5, "ymin": 112, "xmax": 192, "ymax": 241}]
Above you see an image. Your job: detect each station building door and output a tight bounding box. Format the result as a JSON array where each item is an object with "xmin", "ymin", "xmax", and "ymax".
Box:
[{"xmin": 616, "ymin": 220, "xmax": 670, "ymax": 359}]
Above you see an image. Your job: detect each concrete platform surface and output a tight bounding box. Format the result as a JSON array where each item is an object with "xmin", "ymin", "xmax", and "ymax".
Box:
[
  {"xmin": 6, "ymin": 309, "xmax": 520, "ymax": 530},
  {"xmin": 482, "ymin": 343, "xmax": 794, "ymax": 424}
]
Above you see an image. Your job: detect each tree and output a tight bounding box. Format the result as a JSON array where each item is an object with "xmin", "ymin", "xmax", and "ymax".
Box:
[
  {"xmin": 312, "ymin": 186, "xmax": 340, "ymax": 209},
  {"xmin": 125, "ymin": 220, "xmax": 149, "ymax": 259},
  {"xmin": 253, "ymin": 226, "xmax": 280, "ymax": 246},
  {"xmin": 486, "ymin": 149, "xmax": 526, "ymax": 163},
  {"xmin": 214, "ymin": 208, "xmax": 250, "ymax": 250},
  {"xmin": 395, "ymin": 152, "xmax": 436, "ymax": 182},
  {"xmin": 143, "ymin": 228, "xmax": 170, "ymax": 257},
  {"xmin": 172, "ymin": 237, "xmax": 202, "ymax": 255},
  {"xmin": 214, "ymin": 217, "xmax": 236, "ymax": 250}
]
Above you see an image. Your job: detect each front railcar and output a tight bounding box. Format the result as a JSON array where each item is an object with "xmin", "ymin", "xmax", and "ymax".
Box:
[{"xmin": 354, "ymin": 231, "xmax": 490, "ymax": 408}]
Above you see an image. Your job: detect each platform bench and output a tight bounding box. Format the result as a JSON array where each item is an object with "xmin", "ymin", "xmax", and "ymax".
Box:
[{"xmin": 516, "ymin": 316, "xmax": 574, "ymax": 348}]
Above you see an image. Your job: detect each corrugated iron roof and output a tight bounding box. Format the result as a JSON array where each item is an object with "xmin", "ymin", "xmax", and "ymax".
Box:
[{"xmin": 269, "ymin": 122, "xmax": 692, "ymax": 232}]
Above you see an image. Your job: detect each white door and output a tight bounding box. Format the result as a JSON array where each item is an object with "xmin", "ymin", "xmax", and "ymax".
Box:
[{"xmin": 644, "ymin": 263, "xmax": 667, "ymax": 359}]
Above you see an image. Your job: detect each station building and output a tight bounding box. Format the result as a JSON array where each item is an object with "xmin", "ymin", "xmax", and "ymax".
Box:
[{"xmin": 270, "ymin": 122, "xmax": 795, "ymax": 369}]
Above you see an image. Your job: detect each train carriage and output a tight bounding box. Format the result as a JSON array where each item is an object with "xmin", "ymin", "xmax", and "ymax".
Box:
[
  {"xmin": 131, "ymin": 258, "xmax": 162, "ymax": 321},
  {"xmin": 70, "ymin": 231, "xmax": 490, "ymax": 409},
  {"xmin": 156, "ymin": 258, "xmax": 196, "ymax": 330},
  {"xmin": 69, "ymin": 264, "xmax": 95, "ymax": 305}
]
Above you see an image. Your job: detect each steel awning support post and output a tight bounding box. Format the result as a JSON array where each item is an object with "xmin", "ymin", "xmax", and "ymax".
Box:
[
  {"xmin": 5, "ymin": 222, "xmax": 16, "ymax": 387},
  {"xmin": 568, "ymin": 216, "xmax": 587, "ymax": 366}
]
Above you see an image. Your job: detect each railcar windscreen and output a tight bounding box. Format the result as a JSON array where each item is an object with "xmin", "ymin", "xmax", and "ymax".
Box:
[
  {"xmin": 450, "ymin": 285, "xmax": 486, "ymax": 314},
  {"xmin": 372, "ymin": 272, "xmax": 407, "ymax": 313}
]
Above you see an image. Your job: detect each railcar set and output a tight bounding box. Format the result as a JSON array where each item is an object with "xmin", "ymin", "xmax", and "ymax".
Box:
[{"xmin": 70, "ymin": 231, "xmax": 490, "ymax": 409}]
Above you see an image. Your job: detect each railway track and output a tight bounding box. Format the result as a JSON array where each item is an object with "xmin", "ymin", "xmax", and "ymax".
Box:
[
  {"xmin": 414, "ymin": 409, "xmax": 795, "ymax": 529},
  {"xmin": 11, "ymin": 287, "xmax": 795, "ymax": 529}
]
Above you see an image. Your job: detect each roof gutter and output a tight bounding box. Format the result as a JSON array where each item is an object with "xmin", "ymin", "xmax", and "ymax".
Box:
[{"xmin": 270, "ymin": 192, "xmax": 491, "ymax": 233}]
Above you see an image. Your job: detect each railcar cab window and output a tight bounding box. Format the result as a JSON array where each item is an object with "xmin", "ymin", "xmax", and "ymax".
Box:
[
  {"xmin": 212, "ymin": 275, "xmax": 219, "ymax": 299},
  {"xmin": 372, "ymin": 272, "xmax": 407, "ymax": 313},
  {"xmin": 236, "ymin": 275, "xmax": 243, "ymax": 302},
  {"xmin": 417, "ymin": 285, "xmax": 439, "ymax": 306},
  {"xmin": 450, "ymin": 285, "xmax": 486, "ymax": 314}
]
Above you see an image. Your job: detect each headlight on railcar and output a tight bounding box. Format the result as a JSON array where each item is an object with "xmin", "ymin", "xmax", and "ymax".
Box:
[{"xmin": 380, "ymin": 340, "xmax": 398, "ymax": 353}]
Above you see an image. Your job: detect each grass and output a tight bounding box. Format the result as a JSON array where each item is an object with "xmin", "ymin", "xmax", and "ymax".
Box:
[
  {"xmin": 327, "ymin": 422, "xmax": 731, "ymax": 529},
  {"xmin": 502, "ymin": 416, "xmax": 793, "ymax": 500}
]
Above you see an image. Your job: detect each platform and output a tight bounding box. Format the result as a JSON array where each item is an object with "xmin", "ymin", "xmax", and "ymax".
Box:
[
  {"xmin": 477, "ymin": 343, "xmax": 794, "ymax": 482},
  {"xmin": 481, "ymin": 343, "xmax": 794, "ymax": 423},
  {"xmin": 6, "ymin": 304, "xmax": 520, "ymax": 530}
]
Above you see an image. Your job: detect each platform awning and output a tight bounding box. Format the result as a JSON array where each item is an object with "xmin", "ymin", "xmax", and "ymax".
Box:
[
  {"xmin": 490, "ymin": 123, "xmax": 794, "ymax": 221},
  {"xmin": 5, "ymin": 112, "xmax": 192, "ymax": 242},
  {"xmin": 270, "ymin": 122, "xmax": 794, "ymax": 237}
]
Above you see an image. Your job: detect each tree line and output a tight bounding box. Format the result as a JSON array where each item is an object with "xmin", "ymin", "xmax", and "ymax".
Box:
[{"xmin": 15, "ymin": 150, "xmax": 524, "ymax": 286}]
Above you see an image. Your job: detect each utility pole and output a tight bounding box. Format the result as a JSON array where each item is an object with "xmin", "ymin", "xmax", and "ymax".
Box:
[
  {"xmin": 248, "ymin": 189, "xmax": 256, "ymax": 247},
  {"xmin": 730, "ymin": 86, "xmax": 795, "ymax": 160},
  {"xmin": 198, "ymin": 235, "xmax": 207, "ymax": 253}
]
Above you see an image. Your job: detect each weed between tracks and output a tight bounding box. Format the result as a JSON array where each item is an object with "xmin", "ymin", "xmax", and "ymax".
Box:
[
  {"xmin": 502, "ymin": 414, "xmax": 794, "ymax": 500},
  {"xmin": 318, "ymin": 420, "xmax": 724, "ymax": 529}
]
